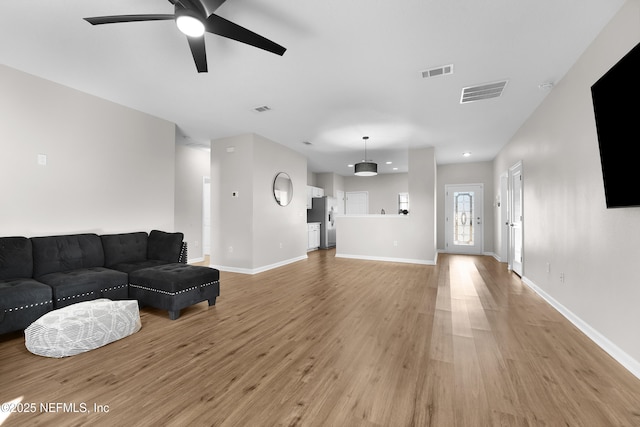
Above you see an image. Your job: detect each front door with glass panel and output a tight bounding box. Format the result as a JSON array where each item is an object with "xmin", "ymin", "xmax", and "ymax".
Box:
[{"xmin": 445, "ymin": 184, "xmax": 484, "ymax": 255}]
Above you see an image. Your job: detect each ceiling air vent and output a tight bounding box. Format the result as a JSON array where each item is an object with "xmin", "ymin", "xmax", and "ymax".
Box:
[
  {"xmin": 252, "ymin": 105, "xmax": 272, "ymax": 113},
  {"xmin": 422, "ymin": 64, "xmax": 454, "ymax": 79},
  {"xmin": 460, "ymin": 80, "xmax": 508, "ymax": 103}
]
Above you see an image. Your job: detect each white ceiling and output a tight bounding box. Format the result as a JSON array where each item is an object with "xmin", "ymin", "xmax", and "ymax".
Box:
[{"xmin": 0, "ymin": 0, "xmax": 625, "ymax": 175}]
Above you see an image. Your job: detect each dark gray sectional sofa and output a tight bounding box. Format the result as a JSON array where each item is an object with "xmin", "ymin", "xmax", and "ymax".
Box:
[{"xmin": 0, "ymin": 230, "xmax": 220, "ymax": 335}]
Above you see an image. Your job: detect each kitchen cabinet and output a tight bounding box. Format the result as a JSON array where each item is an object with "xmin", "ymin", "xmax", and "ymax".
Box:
[
  {"xmin": 306, "ymin": 186, "xmax": 325, "ymax": 208},
  {"xmin": 307, "ymin": 223, "xmax": 320, "ymax": 250}
]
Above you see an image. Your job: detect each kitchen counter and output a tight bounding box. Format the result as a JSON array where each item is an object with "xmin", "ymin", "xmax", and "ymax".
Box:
[{"xmin": 334, "ymin": 215, "xmax": 434, "ymax": 264}]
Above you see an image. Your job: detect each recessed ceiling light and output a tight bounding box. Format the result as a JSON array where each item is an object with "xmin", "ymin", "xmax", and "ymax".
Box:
[
  {"xmin": 463, "ymin": 152, "xmax": 471, "ymax": 157},
  {"xmin": 393, "ymin": 167, "xmax": 398, "ymax": 171},
  {"xmin": 347, "ymin": 164, "xmax": 354, "ymax": 168},
  {"xmin": 386, "ymin": 161, "xmax": 393, "ymax": 165}
]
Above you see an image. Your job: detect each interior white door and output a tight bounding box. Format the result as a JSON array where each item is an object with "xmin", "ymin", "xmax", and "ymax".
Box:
[
  {"xmin": 345, "ymin": 191, "xmax": 369, "ymax": 215},
  {"xmin": 508, "ymin": 162, "xmax": 523, "ymax": 275},
  {"xmin": 445, "ymin": 184, "xmax": 483, "ymax": 255}
]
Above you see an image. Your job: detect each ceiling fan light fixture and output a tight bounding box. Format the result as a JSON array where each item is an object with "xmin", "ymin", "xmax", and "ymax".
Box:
[{"xmin": 176, "ymin": 13, "xmax": 205, "ymax": 38}]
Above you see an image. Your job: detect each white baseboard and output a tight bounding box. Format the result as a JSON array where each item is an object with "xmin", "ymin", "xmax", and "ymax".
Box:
[
  {"xmin": 212, "ymin": 255, "xmax": 308, "ymax": 275},
  {"xmin": 335, "ymin": 253, "xmax": 436, "ymax": 265},
  {"xmin": 187, "ymin": 256, "xmax": 205, "ymax": 264},
  {"xmin": 522, "ymin": 276, "xmax": 640, "ymax": 380}
]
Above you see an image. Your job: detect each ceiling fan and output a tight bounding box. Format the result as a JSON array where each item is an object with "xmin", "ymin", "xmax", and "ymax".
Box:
[{"xmin": 84, "ymin": 0, "xmax": 286, "ymax": 73}]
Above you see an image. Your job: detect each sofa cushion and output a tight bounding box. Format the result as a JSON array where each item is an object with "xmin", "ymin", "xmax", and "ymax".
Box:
[
  {"xmin": 0, "ymin": 278, "xmax": 53, "ymax": 334},
  {"xmin": 32, "ymin": 234, "xmax": 105, "ymax": 278},
  {"xmin": 147, "ymin": 230, "xmax": 183, "ymax": 262},
  {"xmin": 101, "ymin": 232, "xmax": 148, "ymax": 268},
  {"xmin": 0, "ymin": 237, "xmax": 33, "ymax": 280},
  {"xmin": 37, "ymin": 267, "xmax": 128, "ymax": 308},
  {"xmin": 107, "ymin": 259, "xmax": 168, "ymax": 274}
]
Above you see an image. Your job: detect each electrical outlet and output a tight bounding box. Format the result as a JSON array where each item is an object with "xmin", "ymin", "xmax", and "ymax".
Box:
[
  {"xmin": 546, "ymin": 262, "xmax": 551, "ymax": 273},
  {"xmin": 228, "ymin": 246, "xmax": 233, "ymax": 253},
  {"xmin": 560, "ymin": 272, "xmax": 565, "ymax": 283},
  {"xmin": 393, "ymin": 240, "xmax": 398, "ymax": 246}
]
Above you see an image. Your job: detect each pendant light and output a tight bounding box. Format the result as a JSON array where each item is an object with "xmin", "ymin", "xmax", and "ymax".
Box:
[{"xmin": 354, "ymin": 136, "xmax": 378, "ymax": 176}]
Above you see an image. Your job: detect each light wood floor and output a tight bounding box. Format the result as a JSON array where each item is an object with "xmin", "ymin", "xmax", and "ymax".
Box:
[{"xmin": 2, "ymin": 251, "xmax": 640, "ymax": 426}]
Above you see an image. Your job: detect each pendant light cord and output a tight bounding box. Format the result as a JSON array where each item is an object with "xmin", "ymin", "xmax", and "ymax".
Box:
[{"xmin": 363, "ymin": 136, "xmax": 369, "ymax": 161}]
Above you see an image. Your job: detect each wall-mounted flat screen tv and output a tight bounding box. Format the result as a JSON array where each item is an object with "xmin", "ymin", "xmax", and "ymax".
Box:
[{"xmin": 591, "ymin": 41, "xmax": 640, "ymax": 208}]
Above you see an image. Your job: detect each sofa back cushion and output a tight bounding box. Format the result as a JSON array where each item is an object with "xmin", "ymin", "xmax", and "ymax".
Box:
[
  {"xmin": 0, "ymin": 237, "xmax": 33, "ymax": 280},
  {"xmin": 32, "ymin": 234, "xmax": 105, "ymax": 278},
  {"xmin": 101, "ymin": 232, "xmax": 148, "ymax": 268},
  {"xmin": 147, "ymin": 230, "xmax": 183, "ymax": 263}
]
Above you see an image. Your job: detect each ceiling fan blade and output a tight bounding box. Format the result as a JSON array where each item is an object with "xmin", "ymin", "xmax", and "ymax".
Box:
[
  {"xmin": 84, "ymin": 15, "xmax": 175, "ymax": 25},
  {"xmin": 187, "ymin": 36, "xmax": 208, "ymax": 73},
  {"xmin": 205, "ymin": 14, "xmax": 286, "ymax": 56}
]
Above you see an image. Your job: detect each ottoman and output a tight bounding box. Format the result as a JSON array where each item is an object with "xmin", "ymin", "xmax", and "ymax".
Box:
[
  {"xmin": 128, "ymin": 263, "xmax": 220, "ymax": 320},
  {"xmin": 24, "ymin": 299, "xmax": 141, "ymax": 358}
]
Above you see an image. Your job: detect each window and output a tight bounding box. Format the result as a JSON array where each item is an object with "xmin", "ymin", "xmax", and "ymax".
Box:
[
  {"xmin": 453, "ymin": 191, "xmax": 474, "ymax": 245},
  {"xmin": 398, "ymin": 193, "xmax": 410, "ymax": 214}
]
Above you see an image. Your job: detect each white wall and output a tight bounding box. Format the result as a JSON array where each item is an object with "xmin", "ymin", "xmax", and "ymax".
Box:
[
  {"xmin": 493, "ymin": 0, "xmax": 640, "ymax": 375},
  {"xmin": 210, "ymin": 133, "xmax": 307, "ymax": 273},
  {"xmin": 252, "ymin": 134, "xmax": 308, "ymax": 270},
  {"xmin": 174, "ymin": 139, "xmax": 210, "ymax": 262},
  {"xmin": 408, "ymin": 147, "xmax": 437, "ymax": 262},
  {"xmin": 0, "ymin": 65, "xmax": 176, "ymax": 237},
  {"xmin": 437, "ymin": 162, "xmax": 494, "ymax": 254},
  {"xmin": 316, "ymin": 172, "xmax": 345, "ymax": 198}
]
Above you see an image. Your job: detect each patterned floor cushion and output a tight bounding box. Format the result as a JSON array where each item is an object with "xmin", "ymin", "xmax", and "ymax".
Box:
[{"xmin": 24, "ymin": 299, "xmax": 141, "ymax": 358}]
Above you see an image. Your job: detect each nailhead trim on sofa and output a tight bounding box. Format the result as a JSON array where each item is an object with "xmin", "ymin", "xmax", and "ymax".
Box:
[
  {"xmin": 129, "ymin": 280, "xmax": 219, "ymax": 296},
  {"xmin": 55, "ymin": 283, "xmax": 129, "ymax": 304},
  {"xmin": 4, "ymin": 300, "xmax": 53, "ymax": 313},
  {"xmin": 102, "ymin": 284, "xmax": 128, "ymax": 293},
  {"xmin": 56, "ymin": 292, "xmax": 95, "ymax": 304},
  {"xmin": 178, "ymin": 243, "xmax": 188, "ymax": 264}
]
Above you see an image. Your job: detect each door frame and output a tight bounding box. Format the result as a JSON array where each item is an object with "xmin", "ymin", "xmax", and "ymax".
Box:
[
  {"xmin": 345, "ymin": 191, "xmax": 369, "ymax": 215},
  {"xmin": 202, "ymin": 176, "xmax": 211, "ymax": 259},
  {"xmin": 499, "ymin": 172, "xmax": 509, "ymax": 262},
  {"xmin": 508, "ymin": 162, "xmax": 523, "ymax": 275},
  {"xmin": 444, "ymin": 183, "xmax": 484, "ymax": 255}
]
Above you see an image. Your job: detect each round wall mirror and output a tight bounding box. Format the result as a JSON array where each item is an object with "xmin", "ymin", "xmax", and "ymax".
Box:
[{"xmin": 273, "ymin": 172, "xmax": 293, "ymax": 206}]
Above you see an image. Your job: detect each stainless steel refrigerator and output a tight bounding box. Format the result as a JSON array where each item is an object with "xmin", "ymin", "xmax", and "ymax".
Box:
[{"xmin": 308, "ymin": 196, "xmax": 338, "ymax": 249}]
